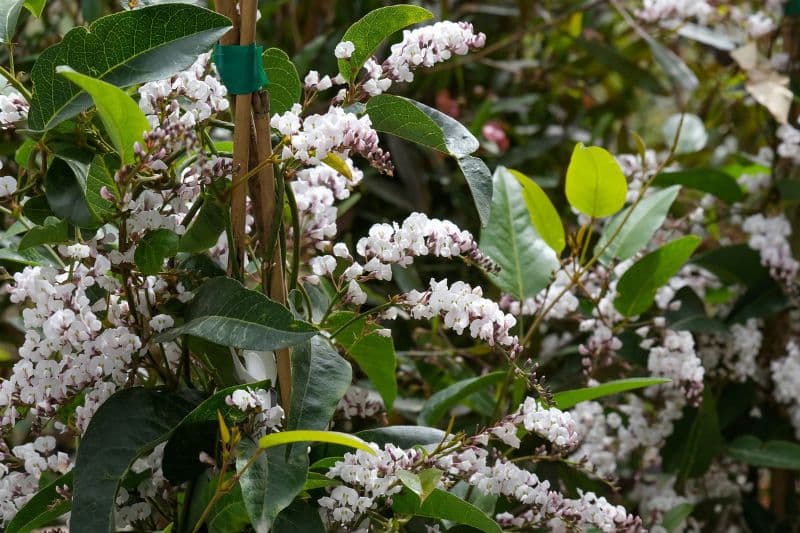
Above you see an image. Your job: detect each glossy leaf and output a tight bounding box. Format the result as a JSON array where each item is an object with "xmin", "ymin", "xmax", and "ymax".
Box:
[
  {"xmin": 134, "ymin": 228, "xmax": 179, "ymax": 276},
  {"xmin": 553, "ymin": 377, "xmax": 671, "ymax": 410},
  {"xmin": 392, "ymin": 488, "xmax": 502, "ymax": 533},
  {"xmin": 5, "ymin": 471, "xmax": 72, "ymax": 533},
  {"xmin": 0, "ymin": 0, "xmax": 24, "ymax": 42},
  {"xmin": 727, "ymin": 436, "xmax": 800, "ymax": 470},
  {"xmin": 565, "ymin": 143, "xmax": 627, "ymax": 218},
  {"xmin": 456, "ymin": 155, "xmax": 493, "ymax": 227},
  {"xmin": 71, "ymin": 388, "xmax": 198, "ymax": 533},
  {"xmin": 595, "ymin": 185, "xmax": 680, "ymax": 263},
  {"xmin": 178, "ymin": 199, "xmax": 227, "ymax": 253},
  {"xmin": 18, "ymin": 216, "xmax": 70, "ymax": 250},
  {"xmin": 480, "ymin": 166, "xmax": 559, "ymax": 300},
  {"xmin": 614, "ymin": 236, "xmax": 701, "ymax": 317},
  {"xmin": 44, "ymin": 157, "xmax": 97, "ymax": 229},
  {"xmin": 57, "ymin": 68, "xmax": 150, "ymax": 164},
  {"xmin": 262, "ymin": 47, "xmax": 301, "ymax": 115},
  {"xmin": 28, "ymin": 4, "xmax": 231, "ymax": 130},
  {"xmin": 289, "ymin": 336, "xmax": 351, "ymax": 431},
  {"xmin": 653, "ymin": 169, "xmax": 743, "ymax": 204},
  {"xmin": 327, "ymin": 311, "xmax": 397, "ymax": 409},
  {"xmin": 337, "ymin": 5, "xmax": 433, "ymax": 82},
  {"xmin": 509, "ymin": 168, "xmax": 565, "ymax": 254},
  {"xmin": 418, "ymin": 371, "xmax": 506, "ymax": 426},
  {"xmin": 155, "ymin": 276, "xmax": 317, "ymax": 351}
]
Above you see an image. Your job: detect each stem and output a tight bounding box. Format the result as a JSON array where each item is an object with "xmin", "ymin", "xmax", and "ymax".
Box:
[
  {"xmin": 329, "ymin": 301, "xmax": 398, "ymax": 340},
  {"xmin": 284, "ymin": 180, "xmax": 301, "ymax": 292},
  {"xmin": 0, "ymin": 64, "xmax": 30, "ymax": 102}
]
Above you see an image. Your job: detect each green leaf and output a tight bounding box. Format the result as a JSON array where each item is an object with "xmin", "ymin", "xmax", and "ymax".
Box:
[
  {"xmin": 662, "ymin": 387, "xmax": 721, "ymax": 483},
  {"xmin": 653, "ymin": 169, "xmax": 742, "ymax": 204},
  {"xmin": 70, "ymin": 388, "xmax": 198, "ymax": 533},
  {"xmin": 5, "ymin": 471, "xmax": 72, "ymax": 533},
  {"xmin": 0, "ymin": 0, "xmax": 24, "ymax": 42},
  {"xmin": 262, "ymin": 47, "xmax": 301, "ymax": 116},
  {"xmin": 134, "ymin": 228, "xmax": 179, "ymax": 275},
  {"xmin": 691, "ymin": 244, "xmax": 769, "ymax": 286},
  {"xmin": 565, "ymin": 143, "xmax": 627, "ymax": 218},
  {"xmin": 727, "ymin": 436, "xmax": 800, "ymax": 470},
  {"xmin": 85, "ymin": 155, "xmax": 119, "ymax": 221},
  {"xmin": 259, "ymin": 430, "xmax": 374, "ymax": 453},
  {"xmin": 553, "ymin": 377, "xmax": 671, "ymax": 410},
  {"xmin": 178, "ymin": 199, "xmax": 227, "ymax": 253},
  {"xmin": 44, "ymin": 157, "xmax": 97, "ymax": 229},
  {"xmin": 28, "ymin": 4, "xmax": 231, "ymax": 131},
  {"xmin": 392, "ymin": 488, "xmax": 502, "ymax": 533},
  {"xmin": 21, "ymin": 195, "xmax": 53, "ymax": 225},
  {"xmin": 154, "ymin": 276, "xmax": 317, "ymax": 351},
  {"xmin": 273, "ymin": 500, "xmax": 326, "ymax": 533},
  {"xmin": 661, "ymin": 503, "xmax": 694, "ymax": 532},
  {"xmin": 595, "ymin": 185, "xmax": 680, "ymax": 263},
  {"xmin": 18, "ymin": 216, "xmax": 70, "ymax": 250},
  {"xmin": 480, "ymin": 166, "xmax": 559, "ymax": 300},
  {"xmin": 289, "ymin": 336, "xmax": 351, "ymax": 431},
  {"xmin": 573, "ymin": 36, "xmax": 668, "ymax": 95},
  {"xmin": 509, "ymin": 168, "xmax": 565, "ymax": 254},
  {"xmin": 397, "ymin": 468, "xmax": 442, "ymax": 504},
  {"xmin": 614, "ymin": 236, "xmax": 701, "ymax": 317},
  {"xmin": 456, "ymin": 155, "xmax": 493, "ymax": 227},
  {"xmin": 418, "ymin": 371, "xmax": 506, "ymax": 427},
  {"xmin": 311, "ymin": 425, "xmax": 447, "ymax": 460},
  {"xmin": 326, "ymin": 311, "xmax": 397, "ymax": 409},
  {"xmin": 366, "ymin": 94, "xmax": 478, "ymax": 157},
  {"xmin": 236, "ymin": 437, "xmax": 308, "ymax": 533},
  {"xmin": 23, "ymin": 0, "xmax": 44, "ymax": 16},
  {"xmin": 337, "ymin": 5, "xmax": 433, "ymax": 82},
  {"xmin": 57, "ymin": 68, "xmax": 150, "ymax": 165},
  {"xmin": 190, "ymin": 472, "xmax": 251, "ymax": 533},
  {"xmin": 647, "ymin": 38, "xmax": 698, "ymax": 93},
  {"xmin": 163, "ymin": 380, "xmax": 271, "ymax": 484}
]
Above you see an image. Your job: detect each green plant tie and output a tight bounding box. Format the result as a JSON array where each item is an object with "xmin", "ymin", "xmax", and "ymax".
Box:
[{"xmin": 212, "ymin": 43, "xmax": 268, "ymax": 95}]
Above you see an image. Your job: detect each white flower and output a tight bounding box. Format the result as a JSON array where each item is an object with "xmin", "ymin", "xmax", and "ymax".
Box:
[
  {"xmin": 148, "ymin": 314, "xmax": 174, "ymax": 332},
  {"xmin": 335, "ymin": 41, "xmax": 355, "ymax": 60},
  {"xmin": 0, "ymin": 174, "xmax": 16, "ymax": 197}
]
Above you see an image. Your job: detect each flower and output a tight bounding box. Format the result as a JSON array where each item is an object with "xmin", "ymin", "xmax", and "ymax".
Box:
[{"xmin": 334, "ymin": 41, "xmax": 355, "ymax": 60}]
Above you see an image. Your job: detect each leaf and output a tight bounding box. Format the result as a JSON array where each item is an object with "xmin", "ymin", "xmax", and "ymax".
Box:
[
  {"xmin": 647, "ymin": 38, "xmax": 698, "ymax": 93},
  {"xmin": 195, "ymin": 472, "xmax": 251, "ymax": 533},
  {"xmin": 397, "ymin": 468, "xmax": 442, "ymax": 504},
  {"xmin": 288, "ymin": 336, "xmax": 351, "ymax": 431},
  {"xmin": 0, "ymin": 0, "xmax": 24, "ymax": 42},
  {"xmin": 691, "ymin": 244, "xmax": 769, "ymax": 286},
  {"xmin": 418, "ymin": 371, "xmax": 506, "ymax": 426},
  {"xmin": 565, "ymin": 143, "xmax": 627, "ymax": 218},
  {"xmin": 259, "ymin": 430, "xmax": 374, "ymax": 454},
  {"xmin": 70, "ymin": 388, "xmax": 198, "ymax": 533},
  {"xmin": 662, "ymin": 388, "xmax": 721, "ymax": 484},
  {"xmin": 595, "ymin": 185, "xmax": 680, "ymax": 263},
  {"xmin": 614, "ymin": 236, "xmax": 701, "ymax": 317},
  {"xmin": 134, "ymin": 228, "xmax": 179, "ymax": 276},
  {"xmin": 553, "ymin": 377, "xmax": 671, "ymax": 410},
  {"xmin": 178, "ymin": 199, "xmax": 227, "ymax": 253},
  {"xmin": 661, "ymin": 503, "xmax": 694, "ymax": 532},
  {"xmin": 18, "ymin": 216, "xmax": 70, "ymax": 251},
  {"xmin": 666, "ymin": 287, "xmax": 727, "ymax": 333},
  {"xmin": 573, "ymin": 36, "xmax": 667, "ymax": 95},
  {"xmin": 392, "ymin": 488, "xmax": 502, "ymax": 533},
  {"xmin": 479, "ymin": 166, "xmax": 559, "ymax": 300},
  {"xmin": 366, "ymin": 94, "xmax": 478, "ymax": 157},
  {"xmin": 727, "ymin": 436, "xmax": 800, "ymax": 470},
  {"xmin": 262, "ymin": 47, "xmax": 301, "ymax": 116},
  {"xmin": 509, "ymin": 168, "xmax": 565, "ymax": 254},
  {"xmin": 327, "ymin": 311, "xmax": 397, "ymax": 409},
  {"xmin": 21, "ymin": 195, "xmax": 54, "ymax": 225},
  {"xmin": 677, "ymin": 23, "xmax": 736, "ymax": 51},
  {"xmin": 236, "ymin": 437, "xmax": 308, "ymax": 533},
  {"xmin": 27, "ymin": 4, "xmax": 231, "ymax": 131},
  {"xmin": 5, "ymin": 471, "xmax": 72, "ymax": 533},
  {"xmin": 653, "ymin": 169, "xmax": 743, "ymax": 204},
  {"xmin": 155, "ymin": 276, "xmax": 317, "ymax": 351},
  {"xmin": 162, "ymin": 380, "xmax": 270, "ymax": 484},
  {"xmin": 44, "ymin": 157, "xmax": 97, "ymax": 229},
  {"xmin": 337, "ymin": 4, "xmax": 433, "ymax": 82},
  {"xmin": 22, "ymin": 0, "xmax": 43, "ymax": 16},
  {"xmin": 57, "ymin": 68, "xmax": 150, "ymax": 164},
  {"xmin": 85, "ymin": 155, "xmax": 119, "ymax": 221},
  {"xmin": 662, "ymin": 113, "xmax": 707, "ymax": 154},
  {"xmin": 321, "ymin": 153, "xmax": 353, "ymax": 180},
  {"xmin": 456, "ymin": 155, "xmax": 493, "ymax": 227},
  {"xmin": 311, "ymin": 425, "xmax": 448, "ymax": 460},
  {"xmin": 273, "ymin": 500, "xmax": 326, "ymax": 533}
]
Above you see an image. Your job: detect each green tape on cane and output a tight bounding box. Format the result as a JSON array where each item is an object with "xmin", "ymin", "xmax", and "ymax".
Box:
[{"xmin": 212, "ymin": 43, "xmax": 268, "ymax": 95}]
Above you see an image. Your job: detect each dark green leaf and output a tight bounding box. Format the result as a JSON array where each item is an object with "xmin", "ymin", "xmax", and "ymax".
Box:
[
  {"xmin": 28, "ymin": 4, "xmax": 231, "ymax": 131},
  {"xmin": 5, "ymin": 471, "xmax": 72, "ymax": 533},
  {"xmin": 666, "ymin": 287, "xmax": 727, "ymax": 333},
  {"xmin": 337, "ymin": 5, "xmax": 433, "ymax": 82},
  {"xmin": 661, "ymin": 503, "xmax": 694, "ymax": 532},
  {"xmin": 480, "ymin": 166, "xmax": 559, "ymax": 299},
  {"xmin": 418, "ymin": 371, "xmax": 506, "ymax": 426},
  {"xmin": 653, "ymin": 169, "xmax": 742, "ymax": 204},
  {"xmin": 327, "ymin": 311, "xmax": 397, "ymax": 409},
  {"xmin": 662, "ymin": 388, "xmax": 721, "ymax": 483},
  {"xmin": 85, "ymin": 155, "xmax": 119, "ymax": 222},
  {"xmin": 289, "ymin": 336, "xmax": 351, "ymax": 431},
  {"xmin": 691, "ymin": 244, "xmax": 769, "ymax": 286},
  {"xmin": 727, "ymin": 436, "xmax": 800, "ymax": 470},
  {"xmin": 45, "ymin": 157, "xmax": 97, "ymax": 229},
  {"xmin": 178, "ymin": 199, "xmax": 226, "ymax": 253},
  {"xmin": 18, "ymin": 216, "xmax": 70, "ymax": 250},
  {"xmin": 456, "ymin": 155, "xmax": 493, "ymax": 227},
  {"xmin": 273, "ymin": 500, "xmax": 326, "ymax": 533},
  {"xmin": 21, "ymin": 196, "xmax": 54, "ymax": 225},
  {"xmin": 553, "ymin": 377, "xmax": 671, "ymax": 410},
  {"xmin": 392, "ymin": 488, "xmax": 502, "ymax": 533},
  {"xmin": 134, "ymin": 228, "xmax": 179, "ymax": 276},
  {"xmin": 71, "ymin": 388, "xmax": 198, "ymax": 533},
  {"xmin": 614, "ymin": 236, "xmax": 701, "ymax": 317},
  {"xmin": 262, "ymin": 47, "xmax": 301, "ymax": 116},
  {"xmin": 155, "ymin": 276, "xmax": 317, "ymax": 351}
]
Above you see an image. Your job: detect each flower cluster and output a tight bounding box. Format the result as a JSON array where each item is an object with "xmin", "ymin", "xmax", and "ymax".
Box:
[
  {"xmin": 771, "ymin": 341, "xmax": 800, "ymax": 438},
  {"xmin": 226, "ymin": 387, "xmax": 285, "ymax": 430},
  {"xmin": 777, "ymin": 121, "xmax": 800, "ymax": 164},
  {"xmin": 336, "ymin": 386, "xmax": 384, "ymax": 421},
  {"xmin": 635, "ymin": 0, "xmax": 713, "ymax": 27},
  {"xmin": 743, "ymin": 213, "xmax": 800, "ymax": 284},
  {"xmin": 646, "ymin": 330, "xmax": 704, "ymax": 404},
  {"xmin": 0, "ymin": 90, "xmax": 28, "ymax": 128}
]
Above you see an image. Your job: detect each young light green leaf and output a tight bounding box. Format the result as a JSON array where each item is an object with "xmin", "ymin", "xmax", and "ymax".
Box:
[
  {"xmin": 23, "ymin": 0, "xmax": 44, "ymax": 16},
  {"xmin": 18, "ymin": 216, "xmax": 70, "ymax": 251},
  {"xmin": 553, "ymin": 377, "xmax": 671, "ymax": 410},
  {"xmin": 417, "ymin": 469, "xmax": 443, "ymax": 503},
  {"xmin": 258, "ymin": 430, "xmax": 374, "ymax": 454},
  {"xmin": 134, "ymin": 228, "xmax": 179, "ymax": 276},
  {"xmin": 614, "ymin": 236, "xmax": 701, "ymax": 317},
  {"xmin": 337, "ymin": 5, "xmax": 433, "ymax": 82},
  {"xmin": 392, "ymin": 488, "xmax": 502, "ymax": 533},
  {"xmin": 5, "ymin": 471, "xmax": 72, "ymax": 533},
  {"xmin": 509, "ymin": 168, "xmax": 565, "ymax": 254},
  {"xmin": 57, "ymin": 68, "xmax": 150, "ymax": 165},
  {"xmin": 418, "ymin": 371, "xmax": 506, "ymax": 426},
  {"xmin": 327, "ymin": 311, "xmax": 397, "ymax": 409},
  {"xmin": 727, "ymin": 435, "xmax": 800, "ymax": 470},
  {"xmin": 155, "ymin": 276, "xmax": 317, "ymax": 351},
  {"xmin": 28, "ymin": 4, "xmax": 231, "ymax": 131},
  {"xmin": 262, "ymin": 47, "xmax": 301, "ymax": 115},
  {"xmin": 653, "ymin": 169, "xmax": 743, "ymax": 204},
  {"xmin": 480, "ymin": 167, "xmax": 559, "ymax": 300},
  {"xmin": 321, "ymin": 153, "xmax": 353, "ymax": 180},
  {"xmin": 565, "ymin": 143, "xmax": 627, "ymax": 218},
  {"xmin": 595, "ymin": 185, "xmax": 680, "ymax": 263}
]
